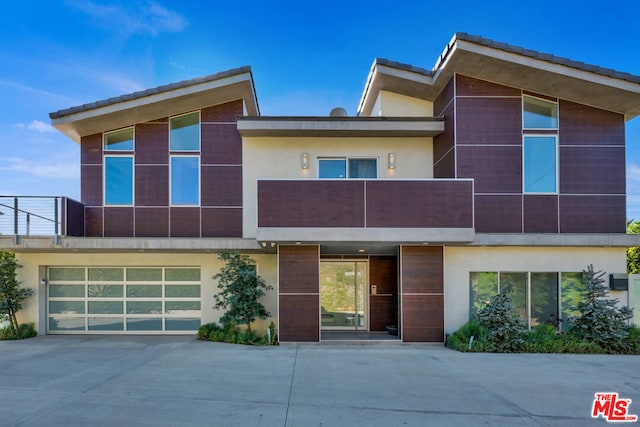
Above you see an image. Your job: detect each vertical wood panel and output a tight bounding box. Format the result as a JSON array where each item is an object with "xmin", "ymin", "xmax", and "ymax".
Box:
[
  {"xmin": 81, "ymin": 133, "xmax": 102, "ymax": 165},
  {"xmin": 135, "ymin": 165, "xmax": 169, "ymax": 206},
  {"xmin": 103, "ymin": 207, "xmax": 134, "ymax": 237},
  {"xmin": 170, "ymin": 207, "xmax": 200, "ymax": 237},
  {"xmin": 474, "ymin": 195, "xmax": 523, "ymax": 233},
  {"xmin": 201, "ymin": 165, "xmax": 243, "ymax": 206},
  {"xmin": 523, "ymin": 195, "xmax": 558, "ymax": 233},
  {"xmin": 84, "ymin": 207, "xmax": 103, "ymax": 237},
  {"xmin": 279, "ymin": 245, "xmax": 320, "ymax": 342},
  {"xmin": 369, "ymin": 256, "xmax": 397, "ymax": 332},
  {"xmin": 81, "ymin": 165, "xmax": 102, "ymax": 206},
  {"xmin": 201, "ymin": 208, "xmax": 242, "ymax": 237},
  {"xmin": 400, "ymin": 246, "xmax": 444, "ymax": 343},
  {"xmin": 135, "ymin": 123, "xmax": 168, "ymax": 164},
  {"xmin": 135, "ymin": 208, "xmax": 169, "ymax": 237}
]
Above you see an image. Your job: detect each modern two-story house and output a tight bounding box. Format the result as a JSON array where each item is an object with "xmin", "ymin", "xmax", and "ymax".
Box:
[{"xmin": 2, "ymin": 33, "xmax": 640, "ymax": 342}]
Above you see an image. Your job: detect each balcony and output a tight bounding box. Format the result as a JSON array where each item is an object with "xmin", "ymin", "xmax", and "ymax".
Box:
[
  {"xmin": 0, "ymin": 196, "xmax": 84, "ymax": 240},
  {"xmin": 256, "ymin": 179, "xmax": 475, "ymax": 243}
]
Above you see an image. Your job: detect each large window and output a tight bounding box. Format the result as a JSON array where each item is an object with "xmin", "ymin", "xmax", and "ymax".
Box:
[
  {"xmin": 523, "ymin": 136, "xmax": 557, "ymax": 193},
  {"xmin": 470, "ymin": 271, "xmax": 578, "ymax": 329},
  {"xmin": 104, "ymin": 127, "xmax": 134, "ymax": 151},
  {"xmin": 171, "ymin": 156, "xmax": 199, "ymax": 205},
  {"xmin": 104, "ymin": 156, "xmax": 133, "ymax": 205},
  {"xmin": 523, "ymin": 95, "xmax": 558, "ymax": 129},
  {"xmin": 170, "ymin": 112, "xmax": 200, "ymax": 151},
  {"xmin": 319, "ymin": 158, "xmax": 377, "ymax": 179}
]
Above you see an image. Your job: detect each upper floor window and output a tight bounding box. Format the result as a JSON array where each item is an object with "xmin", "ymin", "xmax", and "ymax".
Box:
[
  {"xmin": 104, "ymin": 127, "xmax": 134, "ymax": 151},
  {"xmin": 170, "ymin": 156, "xmax": 199, "ymax": 205},
  {"xmin": 104, "ymin": 156, "xmax": 133, "ymax": 205},
  {"xmin": 319, "ymin": 158, "xmax": 377, "ymax": 179},
  {"xmin": 523, "ymin": 96, "xmax": 558, "ymax": 129},
  {"xmin": 170, "ymin": 112, "xmax": 200, "ymax": 151},
  {"xmin": 523, "ymin": 136, "xmax": 557, "ymax": 193}
]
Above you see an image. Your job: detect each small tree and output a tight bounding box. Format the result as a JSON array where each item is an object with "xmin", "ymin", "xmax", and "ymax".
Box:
[
  {"xmin": 213, "ymin": 251, "xmax": 272, "ymax": 333},
  {"xmin": 0, "ymin": 251, "xmax": 33, "ymax": 334},
  {"xmin": 477, "ymin": 282, "xmax": 526, "ymax": 352},
  {"xmin": 569, "ymin": 265, "xmax": 633, "ymax": 352},
  {"xmin": 628, "ymin": 220, "xmax": 640, "ymax": 274}
]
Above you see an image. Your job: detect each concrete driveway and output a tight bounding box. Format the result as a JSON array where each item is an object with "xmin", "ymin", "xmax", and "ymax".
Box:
[{"xmin": 0, "ymin": 336, "xmax": 638, "ymax": 426}]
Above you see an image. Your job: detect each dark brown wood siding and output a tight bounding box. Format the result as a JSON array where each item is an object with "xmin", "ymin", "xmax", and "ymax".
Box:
[
  {"xmin": 559, "ymin": 147, "xmax": 625, "ymax": 194},
  {"xmin": 81, "ymin": 165, "xmax": 102, "ymax": 206},
  {"xmin": 135, "ymin": 123, "xmax": 168, "ymax": 164},
  {"xmin": 456, "ymin": 74, "xmax": 521, "ymax": 97},
  {"xmin": 366, "ymin": 181, "xmax": 473, "ymax": 228},
  {"xmin": 457, "ymin": 145, "xmax": 522, "ymax": 193},
  {"xmin": 169, "ymin": 207, "xmax": 200, "ymax": 237},
  {"xmin": 433, "ymin": 77, "xmax": 455, "ymax": 178},
  {"xmin": 258, "ymin": 180, "xmax": 474, "ymax": 229},
  {"xmin": 84, "ymin": 207, "xmax": 103, "ymax": 237},
  {"xmin": 201, "ymin": 208, "xmax": 242, "ymax": 237},
  {"xmin": 559, "ymin": 100, "xmax": 625, "ymax": 146},
  {"xmin": 369, "ymin": 256, "xmax": 397, "ymax": 332},
  {"xmin": 135, "ymin": 165, "xmax": 169, "ymax": 206},
  {"xmin": 400, "ymin": 246, "xmax": 444, "ymax": 342},
  {"xmin": 279, "ymin": 245, "xmax": 320, "ymax": 342},
  {"xmin": 201, "ymin": 165, "xmax": 243, "ymax": 206},
  {"xmin": 524, "ymin": 195, "xmax": 558, "ymax": 233},
  {"xmin": 81, "ymin": 133, "xmax": 102, "ymax": 164},
  {"xmin": 456, "ymin": 97, "xmax": 522, "ymax": 145},
  {"xmin": 258, "ymin": 181, "xmax": 365, "ymax": 228},
  {"xmin": 135, "ymin": 207, "xmax": 169, "ymax": 237},
  {"xmin": 559, "ymin": 195, "xmax": 626, "ymax": 233},
  {"xmin": 103, "ymin": 207, "xmax": 133, "ymax": 237},
  {"xmin": 474, "ymin": 195, "xmax": 522, "ymax": 233}
]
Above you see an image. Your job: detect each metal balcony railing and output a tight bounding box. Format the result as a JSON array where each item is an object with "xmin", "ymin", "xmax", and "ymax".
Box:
[{"xmin": 0, "ymin": 196, "xmax": 64, "ymax": 237}]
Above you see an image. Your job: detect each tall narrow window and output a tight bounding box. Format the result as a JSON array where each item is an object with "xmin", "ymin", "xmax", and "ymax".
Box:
[
  {"xmin": 170, "ymin": 112, "xmax": 200, "ymax": 151},
  {"xmin": 104, "ymin": 128, "xmax": 134, "ymax": 151},
  {"xmin": 524, "ymin": 136, "xmax": 557, "ymax": 193},
  {"xmin": 523, "ymin": 96, "xmax": 558, "ymax": 129},
  {"xmin": 561, "ymin": 272, "xmax": 584, "ymax": 331},
  {"xmin": 469, "ymin": 272, "xmax": 498, "ymax": 319},
  {"xmin": 104, "ymin": 156, "xmax": 133, "ymax": 205},
  {"xmin": 530, "ymin": 272, "xmax": 558, "ymax": 327},
  {"xmin": 500, "ymin": 272, "xmax": 527, "ymax": 322},
  {"xmin": 171, "ymin": 156, "xmax": 199, "ymax": 205}
]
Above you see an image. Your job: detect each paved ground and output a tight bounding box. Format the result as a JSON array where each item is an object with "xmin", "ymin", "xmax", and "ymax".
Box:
[{"xmin": 0, "ymin": 336, "xmax": 639, "ymax": 426}]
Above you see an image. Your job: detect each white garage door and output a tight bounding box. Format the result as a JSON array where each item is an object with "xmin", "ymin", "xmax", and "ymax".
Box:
[{"xmin": 47, "ymin": 267, "xmax": 201, "ymax": 334}]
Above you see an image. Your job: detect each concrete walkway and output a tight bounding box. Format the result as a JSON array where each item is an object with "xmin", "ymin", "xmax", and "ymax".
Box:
[{"xmin": 0, "ymin": 336, "xmax": 638, "ymax": 426}]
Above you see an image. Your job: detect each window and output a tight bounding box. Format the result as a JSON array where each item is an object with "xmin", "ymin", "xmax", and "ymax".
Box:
[
  {"xmin": 523, "ymin": 136, "xmax": 557, "ymax": 193},
  {"xmin": 523, "ymin": 96, "xmax": 558, "ymax": 129},
  {"xmin": 469, "ymin": 271, "xmax": 570, "ymax": 329},
  {"xmin": 319, "ymin": 158, "xmax": 377, "ymax": 179},
  {"xmin": 170, "ymin": 112, "xmax": 200, "ymax": 151},
  {"xmin": 105, "ymin": 156, "xmax": 133, "ymax": 205},
  {"xmin": 104, "ymin": 127, "xmax": 134, "ymax": 151},
  {"xmin": 171, "ymin": 156, "xmax": 199, "ymax": 205}
]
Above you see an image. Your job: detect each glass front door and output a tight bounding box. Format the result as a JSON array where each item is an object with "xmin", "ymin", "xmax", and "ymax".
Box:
[{"xmin": 320, "ymin": 261, "xmax": 367, "ymax": 330}]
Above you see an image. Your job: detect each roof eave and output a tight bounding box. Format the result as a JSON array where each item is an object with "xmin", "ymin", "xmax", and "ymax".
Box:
[{"xmin": 51, "ymin": 69, "xmax": 258, "ymax": 143}]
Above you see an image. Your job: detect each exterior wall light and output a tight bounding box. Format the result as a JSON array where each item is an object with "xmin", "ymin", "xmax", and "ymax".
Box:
[
  {"xmin": 388, "ymin": 153, "xmax": 396, "ymax": 169},
  {"xmin": 302, "ymin": 153, "xmax": 309, "ymax": 169}
]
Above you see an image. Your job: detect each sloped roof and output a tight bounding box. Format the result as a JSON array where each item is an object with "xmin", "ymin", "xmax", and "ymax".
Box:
[
  {"xmin": 359, "ymin": 33, "xmax": 640, "ymax": 119},
  {"xmin": 50, "ymin": 66, "xmax": 258, "ymax": 142}
]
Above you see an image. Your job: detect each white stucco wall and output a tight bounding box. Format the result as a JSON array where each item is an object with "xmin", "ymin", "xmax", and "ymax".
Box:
[
  {"xmin": 242, "ymin": 136, "xmax": 434, "ymax": 238},
  {"xmin": 443, "ymin": 246, "xmax": 628, "ymax": 334},
  {"xmin": 15, "ymin": 252, "xmax": 278, "ymax": 335},
  {"xmin": 369, "ymin": 91, "xmax": 433, "ymax": 116}
]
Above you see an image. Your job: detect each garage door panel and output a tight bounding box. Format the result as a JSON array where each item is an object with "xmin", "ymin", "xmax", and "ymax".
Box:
[{"xmin": 47, "ymin": 266, "xmax": 201, "ymax": 334}]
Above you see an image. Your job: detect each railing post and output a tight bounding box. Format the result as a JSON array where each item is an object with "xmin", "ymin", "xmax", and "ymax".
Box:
[
  {"xmin": 13, "ymin": 197, "xmax": 18, "ymax": 235},
  {"xmin": 54, "ymin": 197, "xmax": 59, "ymax": 236},
  {"xmin": 26, "ymin": 213, "xmax": 30, "ymax": 235}
]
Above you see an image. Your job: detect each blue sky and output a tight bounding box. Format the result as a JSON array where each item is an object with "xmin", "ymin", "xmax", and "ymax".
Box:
[{"xmin": 1, "ymin": 0, "xmax": 639, "ymax": 219}]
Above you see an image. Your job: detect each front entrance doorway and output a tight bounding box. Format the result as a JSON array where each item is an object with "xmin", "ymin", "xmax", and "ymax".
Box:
[{"xmin": 320, "ymin": 261, "xmax": 367, "ymax": 330}]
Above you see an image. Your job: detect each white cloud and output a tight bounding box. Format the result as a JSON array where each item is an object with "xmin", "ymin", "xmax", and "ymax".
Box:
[
  {"xmin": 0, "ymin": 157, "xmax": 79, "ymax": 180},
  {"xmin": 68, "ymin": 0, "xmax": 188, "ymax": 37},
  {"xmin": 13, "ymin": 120, "xmax": 56, "ymax": 134}
]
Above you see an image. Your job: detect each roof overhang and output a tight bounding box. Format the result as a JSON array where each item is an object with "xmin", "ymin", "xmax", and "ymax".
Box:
[
  {"xmin": 237, "ymin": 116, "xmax": 444, "ymax": 137},
  {"xmin": 50, "ymin": 67, "xmax": 259, "ymax": 143},
  {"xmin": 359, "ymin": 34, "xmax": 640, "ymax": 120}
]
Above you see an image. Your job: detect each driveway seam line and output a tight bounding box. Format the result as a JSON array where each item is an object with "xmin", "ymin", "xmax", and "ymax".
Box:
[{"xmin": 284, "ymin": 344, "xmax": 299, "ymax": 426}]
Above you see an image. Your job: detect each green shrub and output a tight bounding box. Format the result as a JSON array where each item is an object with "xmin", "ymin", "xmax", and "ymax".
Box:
[
  {"xmin": 477, "ymin": 283, "xmax": 526, "ymax": 352},
  {"xmin": 197, "ymin": 322, "xmax": 277, "ymax": 346},
  {"xmin": 568, "ymin": 265, "xmax": 633, "ymax": 353},
  {"xmin": 446, "ymin": 320, "xmax": 487, "ymax": 352},
  {"xmin": 0, "ymin": 323, "xmax": 37, "ymax": 340},
  {"xmin": 522, "ymin": 324, "xmax": 562, "ymax": 353}
]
